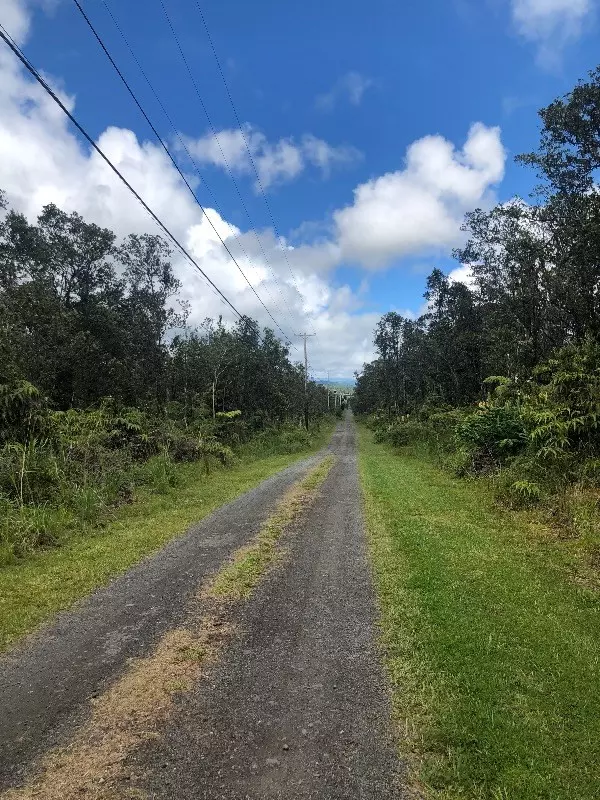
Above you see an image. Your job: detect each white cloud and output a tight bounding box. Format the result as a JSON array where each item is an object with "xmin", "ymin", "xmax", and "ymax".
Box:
[
  {"xmin": 447, "ymin": 264, "xmax": 476, "ymax": 286},
  {"xmin": 1, "ymin": 0, "xmax": 31, "ymax": 45},
  {"xmin": 184, "ymin": 125, "xmax": 360, "ymax": 192},
  {"xmin": 0, "ymin": 0, "xmax": 374, "ymax": 377},
  {"xmin": 316, "ymin": 72, "xmax": 374, "ymax": 112},
  {"xmin": 333, "ymin": 123, "xmax": 505, "ymax": 269},
  {"xmin": 510, "ymin": 0, "xmax": 593, "ymax": 63}
]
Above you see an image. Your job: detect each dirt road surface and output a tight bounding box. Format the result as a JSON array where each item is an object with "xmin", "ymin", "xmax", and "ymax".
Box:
[{"xmin": 0, "ymin": 415, "xmax": 404, "ymax": 798}]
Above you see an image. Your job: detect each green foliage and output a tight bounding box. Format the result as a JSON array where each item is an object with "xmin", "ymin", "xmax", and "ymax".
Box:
[
  {"xmin": 0, "ymin": 381, "xmax": 48, "ymax": 444},
  {"xmin": 455, "ymin": 404, "xmax": 528, "ymax": 462},
  {"xmin": 357, "ymin": 57, "xmax": 600, "ymax": 510},
  {"xmin": 362, "ymin": 339, "xmax": 600, "ymax": 532},
  {"xmin": 238, "ymin": 423, "xmax": 315, "ymax": 459},
  {"xmin": 0, "ymin": 390, "xmax": 327, "ymax": 565},
  {"xmin": 506, "ymin": 479, "xmax": 543, "ymax": 507},
  {"xmin": 526, "ymin": 339, "xmax": 600, "ymax": 465},
  {"xmin": 356, "ymin": 64, "xmax": 600, "ymax": 453},
  {"xmin": 0, "ymin": 195, "xmax": 329, "ymax": 421},
  {"xmin": 373, "ymin": 418, "xmax": 429, "ymax": 448},
  {"xmin": 0, "ymin": 188, "xmax": 332, "ymax": 568}
]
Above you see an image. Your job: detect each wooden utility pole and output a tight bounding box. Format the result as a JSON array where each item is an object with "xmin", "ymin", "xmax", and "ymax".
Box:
[{"xmin": 297, "ymin": 333, "xmax": 316, "ymax": 430}]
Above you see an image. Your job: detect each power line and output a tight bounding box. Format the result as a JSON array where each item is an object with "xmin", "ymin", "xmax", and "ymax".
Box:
[
  {"xmin": 193, "ymin": 1, "xmax": 317, "ymax": 336},
  {"xmin": 70, "ymin": 0, "xmax": 295, "ymax": 346},
  {"xmin": 157, "ymin": 0, "xmax": 302, "ymax": 327},
  {"xmin": 193, "ymin": 4, "xmax": 304, "ymax": 297},
  {"xmin": 0, "ymin": 23, "xmax": 243, "ymax": 319},
  {"xmin": 98, "ymin": 0, "xmax": 292, "ymax": 342}
]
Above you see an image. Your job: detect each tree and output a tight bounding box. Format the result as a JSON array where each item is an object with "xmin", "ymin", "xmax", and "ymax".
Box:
[{"xmin": 518, "ymin": 66, "xmax": 600, "ymax": 195}]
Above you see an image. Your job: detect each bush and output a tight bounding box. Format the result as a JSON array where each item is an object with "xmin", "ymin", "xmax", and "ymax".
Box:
[
  {"xmin": 374, "ymin": 420, "xmax": 429, "ymax": 448},
  {"xmin": 0, "ymin": 384, "xmax": 325, "ymax": 563},
  {"xmin": 241, "ymin": 424, "xmax": 313, "ymax": 458},
  {"xmin": 0, "ymin": 502, "xmax": 75, "ymax": 564},
  {"xmin": 525, "ymin": 339, "xmax": 600, "ymax": 469},
  {"xmin": 455, "ymin": 405, "xmax": 528, "ymax": 466}
]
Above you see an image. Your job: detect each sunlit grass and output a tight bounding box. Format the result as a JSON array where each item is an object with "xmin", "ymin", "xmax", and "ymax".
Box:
[
  {"xmin": 0, "ymin": 424, "xmax": 334, "ymax": 652},
  {"xmin": 358, "ymin": 425, "xmax": 600, "ymax": 800}
]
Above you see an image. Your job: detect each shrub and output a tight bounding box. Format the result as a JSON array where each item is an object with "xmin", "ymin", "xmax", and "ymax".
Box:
[
  {"xmin": 0, "ymin": 503, "xmax": 76, "ymax": 565},
  {"xmin": 524, "ymin": 339, "xmax": 600, "ymax": 470},
  {"xmin": 506, "ymin": 479, "xmax": 542, "ymax": 507},
  {"xmin": 455, "ymin": 405, "xmax": 528, "ymax": 465},
  {"xmin": 0, "ymin": 385, "xmax": 322, "ymax": 562}
]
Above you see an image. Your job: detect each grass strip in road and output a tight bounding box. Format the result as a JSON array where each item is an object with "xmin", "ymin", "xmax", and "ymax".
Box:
[
  {"xmin": 0, "ymin": 425, "xmax": 334, "ymax": 653},
  {"xmin": 207, "ymin": 454, "xmax": 335, "ymax": 600},
  {"xmin": 1, "ymin": 455, "xmax": 335, "ymax": 800},
  {"xmin": 358, "ymin": 425, "xmax": 600, "ymax": 800}
]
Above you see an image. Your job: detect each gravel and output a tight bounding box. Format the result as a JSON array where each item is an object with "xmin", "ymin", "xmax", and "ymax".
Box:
[
  {"xmin": 0, "ymin": 415, "xmax": 405, "ymax": 798},
  {"xmin": 129, "ymin": 414, "xmax": 404, "ymax": 799},
  {"xmin": 0, "ymin": 451, "xmax": 322, "ymax": 788}
]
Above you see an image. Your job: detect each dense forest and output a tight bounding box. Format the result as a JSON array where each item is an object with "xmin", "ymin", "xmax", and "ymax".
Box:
[
  {"xmin": 355, "ymin": 66, "xmax": 600, "ymax": 518},
  {"xmin": 0, "ymin": 195, "xmax": 330, "ymax": 563}
]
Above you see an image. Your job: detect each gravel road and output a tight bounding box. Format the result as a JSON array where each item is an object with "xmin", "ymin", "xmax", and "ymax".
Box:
[
  {"xmin": 128, "ymin": 413, "xmax": 403, "ymax": 798},
  {"xmin": 0, "ymin": 414, "xmax": 404, "ymax": 798},
  {"xmin": 0, "ymin": 450, "xmax": 322, "ymax": 788}
]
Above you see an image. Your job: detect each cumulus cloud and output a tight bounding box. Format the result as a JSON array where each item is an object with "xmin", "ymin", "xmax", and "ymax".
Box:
[
  {"xmin": 0, "ymin": 0, "xmax": 375, "ymax": 376},
  {"xmin": 333, "ymin": 123, "xmax": 506, "ymax": 269},
  {"xmin": 184, "ymin": 125, "xmax": 360, "ymax": 192},
  {"xmin": 315, "ymin": 72, "xmax": 374, "ymax": 112},
  {"xmin": 447, "ymin": 264, "xmax": 476, "ymax": 286},
  {"xmin": 1, "ymin": 0, "xmax": 31, "ymax": 44},
  {"xmin": 510, "ymin": 0, "xmax": 593, "ymax": 63}
]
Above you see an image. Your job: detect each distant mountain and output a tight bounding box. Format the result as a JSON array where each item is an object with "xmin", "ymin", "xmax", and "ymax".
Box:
[{"xmin": 317, "ymin": 377, "xmax": 355, "ymax": 391}]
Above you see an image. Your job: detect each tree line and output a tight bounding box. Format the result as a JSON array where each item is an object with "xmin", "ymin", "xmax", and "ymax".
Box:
[
  {"xmin": 0, "ymin": 191, "xmax": 330, "ymax": 564},
  {"xmin": 0, "ymin": 194, "xmax": 326, "ymax": 423},
  {"xmin": 355, "ymin": 65, "xmax": 600, "ymax": 519},
  {"xmin": 355, "ymin": 66, "xmax": 600, "ymax": 417}
]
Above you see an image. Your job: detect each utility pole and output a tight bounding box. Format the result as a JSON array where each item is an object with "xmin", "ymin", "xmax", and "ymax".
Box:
[
  {"xmin": 297, "ymin": 333, "xmax": 316, "ymax": 430},
  {"xmin": 327, "ymin": 370, "xmax": 330, "ymax": 411}
]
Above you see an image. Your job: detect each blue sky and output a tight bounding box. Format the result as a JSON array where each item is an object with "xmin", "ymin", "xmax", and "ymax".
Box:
[{"xmin": 1, "ymin": 0, "xmax": 599, "ymax": 376}]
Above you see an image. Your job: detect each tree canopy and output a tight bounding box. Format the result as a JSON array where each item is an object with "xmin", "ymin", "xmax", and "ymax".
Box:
[
  {"xmin": 355, "ymin": 65, "xmax": 600, "ymax": 418},
  {"xmin": 0, "ymin": 193, "xmax": 326, "ymax": 425}
]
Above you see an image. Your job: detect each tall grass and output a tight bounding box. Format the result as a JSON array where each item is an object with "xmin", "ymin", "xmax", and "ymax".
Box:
[{"xmin": 0, "ymin": 393, "xmax": 334, "ymax": 566}]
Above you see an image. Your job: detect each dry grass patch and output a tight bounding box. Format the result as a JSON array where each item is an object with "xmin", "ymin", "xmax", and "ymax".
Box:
[
  {"xmin": 206, "ymin": 454, "xmax": 335, "ymax": 600},
  {"xmin": 1, "ymin": 620, "xmax": 229, "ymax": 800},
  {"xmin": 2, "ymin": 455, "xmax": 335, "ymax": 800}
]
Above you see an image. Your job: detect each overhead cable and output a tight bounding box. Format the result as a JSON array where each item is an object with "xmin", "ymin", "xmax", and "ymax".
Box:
[{"xmin": 71, "ymin": 0, "xmax": 295, "ymax": 345}]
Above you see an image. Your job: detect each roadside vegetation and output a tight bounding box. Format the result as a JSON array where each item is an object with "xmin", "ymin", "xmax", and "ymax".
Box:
[
  {"xmin": 359, "ymin": 427, "xmax": 600, "ymax": 800},
  {"xmin": 0, "ymin": 381, "xmax": 331, "ymax": 567},
  {"xmin": 355, "ymin": 63, "xmax": 600, "ymax": 799},
  {"xmin": 0, "ymin": 189, "xmax": 339, "ymax": 648},
  {"xmin": 0, "ymin": 191, "xmax": 333, "ymax": 565},
  {"xmin": 0, "ymin": 419, "xmax": 335, "ymax": 652},
  {"xmin": 354, "ymin": 65, "xmax": 600, "ymax": 577}
]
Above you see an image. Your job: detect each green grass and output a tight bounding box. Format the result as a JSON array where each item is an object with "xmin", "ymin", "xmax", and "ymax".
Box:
[
  {"xmin": 208, "ymin": 454, "xmax": 335, "ymax": 600},
  {"xmin": 358, "ymin": 425, "xmax": 600, "ymax": 800},
  {"xmin": 0, "ymin": 424, "xmax": 334, "ymax": 653}
]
